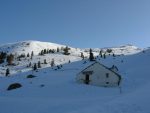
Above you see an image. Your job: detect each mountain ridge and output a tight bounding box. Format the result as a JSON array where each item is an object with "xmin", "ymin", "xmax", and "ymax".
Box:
[{"xmin": 0, "ymin": 40, "xmax": 142, "ymax": 56}]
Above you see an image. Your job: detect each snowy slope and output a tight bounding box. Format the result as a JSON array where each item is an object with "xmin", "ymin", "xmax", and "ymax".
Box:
[
  {"xmin": 105, "ymin": 44, "xmax": 142, "ymax": 55},
  {"xmin": 0, "ymin": 40, "xmax": 142, "ymax": 56},
  {"xmin": 0, "ymin": 40, "xmax": 82, "ymax": 56},
  {"xmin": 0, "ymin": 40, "xmax": 149, "ymax": 113},
  {"xmin": 0, "ymin": 53, "xmax": 82, "ymax": 76},
  {"xmin": 0, "ymin": 40, "xmax": 66, "ymax": 55},
  {"xmin": 0, "ymin": 49, "xmax": 150, "ymax": 113},
  {"xmin": 0, "ymin": 40, "xmax": 142, "ymax": 76},
  {"xmin": 0, "ymin": 40, "xmax": 83, "ymax": 76}
]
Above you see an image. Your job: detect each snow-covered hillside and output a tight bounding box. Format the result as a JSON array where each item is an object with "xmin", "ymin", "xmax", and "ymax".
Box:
[
  {"xmin": 85, "ymin": 44, "xmax": 141, "ymax": 55},
  {"xmin": 0, "ymin": 40, "xmax": 84, "ymax": 76},
  {"xmin": 0, "ymin": 40, "xmax": 142, "ymax": 56},
  {"xmin": 0, "ymin": 40, "xmax": 73, "ymax": 55},
  {"xmin": 0, "ymin": 40, "xmax": 142, "ymax": 76},
  {"xmin": 0, "ymin": 40, "xmax": 149, "ymax": 113}
]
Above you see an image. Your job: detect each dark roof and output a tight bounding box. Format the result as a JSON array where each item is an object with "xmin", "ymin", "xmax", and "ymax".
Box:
[{"xmin": 77, "ymin": 61, "xmax": 122, "ymax": 85}]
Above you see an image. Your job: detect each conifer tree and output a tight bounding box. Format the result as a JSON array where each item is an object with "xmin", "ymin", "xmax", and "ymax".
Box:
[
  {"xmin": 33, "ymin": 63, "xmax": 37, "ymax": 70},
  {"xmin": 47, "ymin": 49, "xmax": 49, "ymax": 54},
  {"xmin": 99, "ymin": 50, "xmax": 103, "ymax": 58},
  {"xmin": 104, "ymin": 54, "xmax": 106, "ymax": 59},
  {"xmin": 31, "ymin": 51, "xmax": 34, "ymax": 57},
  {"xmin": 81, "ymin": 52, "xmax": 84, "ymax": 60},
  {"xmin": 63, "ymin": 46, "xmax": 70, "ymax": 55},
  {"xmin": 29, "ymin": 62, "xmax": 32, "ymax": 67},
  {"xmin": 0, "ymin": 54, "xmax": 4, "ymax": 64},
  {"xmin": 113, "ymin": 53, "xmax": 115, "ymax": 57},
  {"xmin": 51, "ymin": 49, "xmax": 55, "ymax": 53},
  {"xmin": 107, "ymin": 49, "xmax": 112, "ymax": 53},
  {"xmin": 51, "ymin": 59, "xmax": 55, "ymax": 67},
  {"xmin": 89, "ymin": 48, "xmax": 94, "ymax": 61},
  {"xmin": 44, "ymin": 59, "xmax": 47, "ymax": 64},
  {"xmin": 69, "ymin": 60, "xmax": 71, "ymax": 63},
  {"xmin": 42, "ymin": 50, "xmax": 44, "ymax": 55},
  {"xmin": 6, "ymin": 68, "xmax": 10, "ymax": 76},
  {"xmin": 44, "ymin": 49, "xmax": 47, "ymax": 54},
  {"xmin": 27, "ymin": 53, "xmax": 30, "ymax": 57},
  {"xmin": 7, "ymin": 54, "xmax": 14, "ymax": 65},
  {"xmin": 0, "ymin": 52, "xmax": 6, "ymax": 64},
  {"xmin": 29, "ymin": 51, "xmax": 33, "ymax": 60},
  {"xmin": 38, "ymin": 61, "xmax": 41, "ymax": 68},
  {"xmin": 49, "ymin": 49, "xmax": 52, "ymax": 53},
  {"xmin": 57, "ymin": 47, "xmax": 59, "ymax": 52}
]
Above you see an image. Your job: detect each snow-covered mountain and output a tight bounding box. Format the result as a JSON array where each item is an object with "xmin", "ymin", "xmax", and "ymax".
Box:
[
  {"xmin": 0, "ymin": 40, "xmax": 142, "ymax": 56},
  {"xmin": 84, "ymin": 44, "xmax": 141, "ymax": 55},
  {"xmin": 0, "ymin": 40, "xmax": 149, "ymax": 113},
  {"xmin": 0, "ymin": 40, "xmax": 70, "ymax": 55}
]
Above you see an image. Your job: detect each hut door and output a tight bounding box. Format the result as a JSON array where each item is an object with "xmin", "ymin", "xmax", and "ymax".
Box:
[{"xmin": 85, "ymin": 74, "xmax": 90, "ymax": 84}]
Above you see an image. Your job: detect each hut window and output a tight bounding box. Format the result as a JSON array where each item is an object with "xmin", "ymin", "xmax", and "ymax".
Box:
[
  {"xmin": 106, "ymin": 73, "xmax": 109, "ymax": 78},
  {"xmin": 106, "ymin": 82, "xmax": 109, "ymax": 84}
]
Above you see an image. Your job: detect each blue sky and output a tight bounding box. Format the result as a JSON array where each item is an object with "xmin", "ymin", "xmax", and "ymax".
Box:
[{"xmin": 0, "ymin": 0, "xmax": 150, "ymax": 48}]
